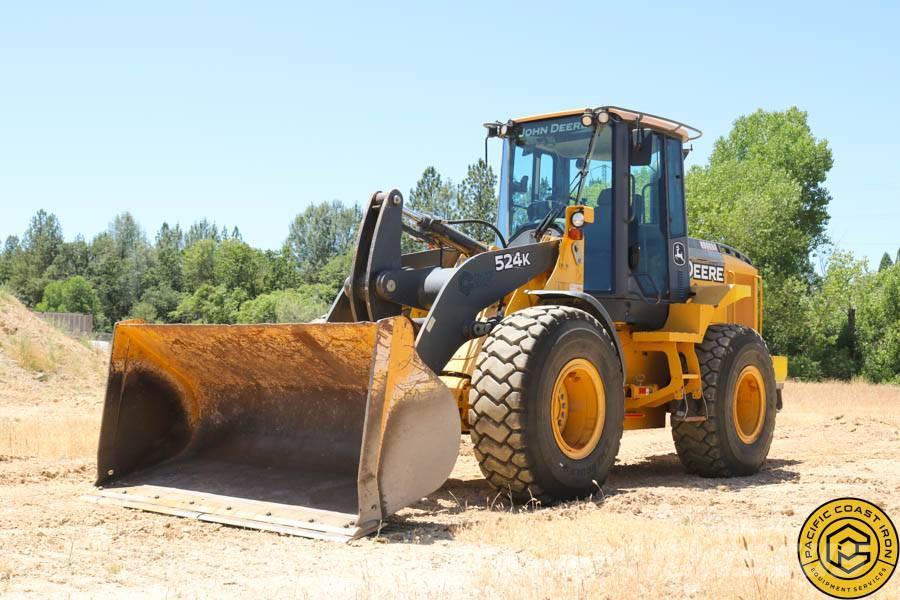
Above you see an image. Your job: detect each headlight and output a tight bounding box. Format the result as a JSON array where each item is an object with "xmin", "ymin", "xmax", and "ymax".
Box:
[{"xmin": 570, "ymin": 211, "xmax": 586, "ymax": 228}]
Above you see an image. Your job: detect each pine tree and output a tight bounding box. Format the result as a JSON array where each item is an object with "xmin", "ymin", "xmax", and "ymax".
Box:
[{"xmin": 456, "ymin": 159, "xmax": 498, "ymax": 244}]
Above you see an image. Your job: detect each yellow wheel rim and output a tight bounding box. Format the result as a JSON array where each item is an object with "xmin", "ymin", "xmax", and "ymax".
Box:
[
  {"xmin": 733, "ymin": 365, "xmax": 766, "ymax": 444},
  {"xmin": 550, "ymin": 358, "xmax": 605, "ymax": 460}
]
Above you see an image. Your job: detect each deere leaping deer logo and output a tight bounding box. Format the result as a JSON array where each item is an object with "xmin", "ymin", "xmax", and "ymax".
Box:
[{"xmin": 672, "ymin": 241, "xmax": 686, "ymax": 266}]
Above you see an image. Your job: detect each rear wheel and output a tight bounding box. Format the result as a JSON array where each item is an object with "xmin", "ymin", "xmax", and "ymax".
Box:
[
  {"xmin": 672, "ymin": 324, "xmax": 777, "ymax": 476},
  {"xmin": 468, "ymin": 306, "xmax": 624, "ymax": 502}
]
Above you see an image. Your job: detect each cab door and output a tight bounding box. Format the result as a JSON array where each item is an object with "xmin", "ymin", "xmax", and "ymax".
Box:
[
  {"xmin": 664, "ymin": 137, "xmax": 690, "ymax": 301},
  {"xmin": 628, "ymin": 131, "xmax": 669, "ymax": 300},
  {"xmin": 627, "ymin": 130, "xmax": 690, "ymax": 303}
]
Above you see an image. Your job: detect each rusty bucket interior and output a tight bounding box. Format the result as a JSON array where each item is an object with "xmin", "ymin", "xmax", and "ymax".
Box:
[{"xmin": 84, "ymin": 316, "xmax": 460, "ymax": 541}]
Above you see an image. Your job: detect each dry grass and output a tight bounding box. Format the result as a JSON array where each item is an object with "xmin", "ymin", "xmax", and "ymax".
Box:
[
  {"xmin": 0, "ymin": 293, "xmax": 106, "ymax": 382},
  {"xmin": 0, "ymin": 294, "xmax": 106, "ymax": 420},
  {"xmin": 452, "ymin": 505, "xmax": 806, "ymax": 599},
  {"xmin": 0, "ymin": 293, "xmax": 106, "ymax": 461},
  {"xmin": 443, "ymin": 379, "xmax": 900, "ymax": 600},
  {"xmin": 0, "ymin": 413, "xmax": 99, "ymax": 460},
  {"xmin": 4, "ymin": 332, "xmax": 63, "ymax": 374},
  {"xmin": 780, "ymin": 378, "xmax": 900, "ymax": 415},
  {"xmin": 0, "ymin": 559, "xmax": 13, "ymax": 595}
]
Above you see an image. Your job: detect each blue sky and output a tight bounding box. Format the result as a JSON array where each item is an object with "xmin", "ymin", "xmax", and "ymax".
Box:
[{"xmin": 1, "ymin": 1, "xmax": 897, "ymax": 266}]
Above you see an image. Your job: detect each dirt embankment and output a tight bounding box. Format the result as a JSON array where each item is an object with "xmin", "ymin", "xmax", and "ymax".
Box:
[
  {"xmin": 0, "ymin": 293, "xmax": 106, "ymax": 461},
  {"xmin": 0, "ymin": 293, "xmax": 106, "ymax": 408},
  {"xmin": 0, "ymin": 297, "xmax": 897, "ymax": 598}
]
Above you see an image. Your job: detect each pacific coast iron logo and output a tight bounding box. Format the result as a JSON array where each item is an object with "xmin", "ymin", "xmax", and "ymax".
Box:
[{"xmin": 798, "ymin": 497, "xmax": 897, "ymax": 598}]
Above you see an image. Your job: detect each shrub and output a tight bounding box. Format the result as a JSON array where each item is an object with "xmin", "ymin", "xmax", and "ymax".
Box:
[
  {"xmin": 237, "ymin": 288, "xmax": 329, "ymax": 324},
  {"xmin": 35, "ymin": 276, "xmax": 102, "ymax": 320}
]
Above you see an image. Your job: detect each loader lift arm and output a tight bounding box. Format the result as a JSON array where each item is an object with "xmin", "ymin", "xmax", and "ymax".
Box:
[{"xmin": 327, "ymin": 189, "xmax": 559, "ymax": 373}]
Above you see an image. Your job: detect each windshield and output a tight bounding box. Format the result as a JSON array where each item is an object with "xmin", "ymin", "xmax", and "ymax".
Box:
[{"xmin": 502, "ymin": 115, "xmax": 613, "ymax": 239}]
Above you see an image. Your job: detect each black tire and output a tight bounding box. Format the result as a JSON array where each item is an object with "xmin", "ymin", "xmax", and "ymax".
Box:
[
  {"xmin": 468, "ymin": 305, "xmax": 624, "ymax": 502},
  {"xmin": 672, "ymin": 324, "xmax": 777, "ymax": 477}
]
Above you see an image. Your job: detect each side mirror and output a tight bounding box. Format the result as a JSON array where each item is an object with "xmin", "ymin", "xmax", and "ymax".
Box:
[
  {"xmin": 630, "ymin": 129, "xmax": 652, "ymax": 166},
  {"xmin": 511, "ymin": 175, "xmax": 529, "ymax": 194}
]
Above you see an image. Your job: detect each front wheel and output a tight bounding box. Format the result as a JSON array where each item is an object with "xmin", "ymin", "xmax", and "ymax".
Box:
[
  {"xmin": 672, "ymin": 324, "xmax": 777, "ymax": 477},
  {"xmin": 468, "ymin": 306, "xmax": 624, "ymax": 502}
]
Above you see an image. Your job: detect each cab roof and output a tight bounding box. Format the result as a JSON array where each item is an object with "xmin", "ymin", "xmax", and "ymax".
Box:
[{"xmin": 511, "ymin": 106, "xmax": 702, "ymax": 141}]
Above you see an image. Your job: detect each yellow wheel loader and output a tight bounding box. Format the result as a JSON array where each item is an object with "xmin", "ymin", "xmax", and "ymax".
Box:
[{"xmin": 86, "ymin": 106, "xmax": 788, "ymax": 541}]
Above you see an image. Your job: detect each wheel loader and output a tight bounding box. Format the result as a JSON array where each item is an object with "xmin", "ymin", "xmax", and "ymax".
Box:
[{"xmin": 86, "ymin": 106, "xmax": 788, "ymax": 541}]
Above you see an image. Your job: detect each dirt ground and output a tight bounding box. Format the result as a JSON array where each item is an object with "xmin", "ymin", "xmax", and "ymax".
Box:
[{"xmin": 0, "ymin": 296, "xmax": 898, "ymax": 598}]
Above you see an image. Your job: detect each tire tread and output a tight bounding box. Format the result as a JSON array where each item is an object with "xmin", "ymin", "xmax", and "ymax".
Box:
[
  {"xmin": 469, "ymin": 305, "xmax": 621, "ymax": 500},
  {"xmin": 671, "ymin": 324, "xmax": 774, "ymax": 477}
]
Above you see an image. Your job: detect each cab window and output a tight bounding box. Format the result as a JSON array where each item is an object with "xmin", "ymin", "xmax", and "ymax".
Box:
[
  {"xmin": 629, "ymin": 131, "xmax": 669, "ymax": 297},
  {"xmin": 666, "ymin": 138, "xmax": 686, "ymax": 237}
]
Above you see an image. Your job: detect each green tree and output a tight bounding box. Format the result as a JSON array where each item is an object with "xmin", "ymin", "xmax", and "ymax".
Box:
[
  {"xmin": 686, "ymin": 159, "xmax": 809, "ymax": 279},
  {"xmin": 408, "ymin": 167, "xmax": 456, "ymax": 217},
  {"xmin": 46, "ymin": 238, "xmax": 90, "ymax": 280},
  {"xmin": 237, "ymin": 288, "xmax": 328, "ymax": 324},
  {"xmin": 8, "ymin": 210, "xmax": 64, "ymax": 305},
  {"xmin": 236, "ymin": 292, "xmax": 280, "ymax": 323},
  {"xmin": 804, "ymin": 252, "xmax": 867, "ymax": 379},
  {"xmin": 709, "ymin": 107, "xmax": 833, "ymax": 251},
  {"xmin": 147, "ymin": 223, "xmax": 185, "ymax": 291},
  {"xmin": 85, "ymin": 213, "xmax": 152, "ymax": 325},
  {"xmin": 456, "ymin": 159, "xmax": 498, "ymax": 243},
  {"xmin": 35, "ymin": 275, "xmax": 102, "ymax": 320},
  {"xmin": 0, "ymin": 235, "xmax": 20, "ymax": 284},
  {"xmin": 182, "ymin": 239, "xmax": 217, "ymax": 292},
  {"xmin": 685, "ymin": 108, "xmax": 835, "ymax": 365},
  {"xmin": 112, "ymin": 213, "xmax": 152, "ymax": 300},
  {"xmin": 128, "ymin": 301, "xmax": 159, "ymax": 322},
  {"xmin": 856, "ymin": 262, "xmax": 900, "ymax": 383},
  {"xmin": 214, "ymin": 239, "xmax": 266, "ymax": 296},
  {"xmin": 403, "ymin": 167, "xmax": 457, "ymax": 253},
  {"xmin": 763, "ymin": 251, "xmax": 900, "ymax": 383},
  {"xmin": 261, "ymin": 247, "xmax": 300, "ymax": 292},
  {"xmin": 135, "ymin": 284, "xmax": 183, "ymax": 322},
  {"xmin": 309, "ymin": 251, "xmax": 353, "ymax": 301},
  {"xmin": 171, "ymin": 284, "xmax": 247, "ymax": 324},
  {"xmin": 879, "ymin": 252, "xmax": 894, "ymax": 272},
  {"xmin": 758, "ymin": 275, "xmax": 813, "ymax": 374},
  {"xmin": 185, "ymin": 219, "xmax": 220, "ymax": 247},
  {"xmin": 273, "ymin": 287, "xmax": 329, "ymax": 322},
  {"xmin": 86, "ymin": 233, "xmax": 126, "ymax": 324},
  {"xmin": 110, "ymin": 213, "xmax": 145, "ymax": 256},
  {"xmin": 286, "ymin": 200, "xmax": 361, "ymax": 283}
]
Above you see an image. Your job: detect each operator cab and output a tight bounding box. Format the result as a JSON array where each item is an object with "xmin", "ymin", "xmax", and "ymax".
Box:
[{"xmin": 489, "ymin": 107, "xmax": 701, "ymax": 328}]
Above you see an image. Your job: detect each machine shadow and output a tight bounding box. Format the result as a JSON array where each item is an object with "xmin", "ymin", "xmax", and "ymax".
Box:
[
  {"xmin": 606, "ymin": 453, "xmax": 802, "ymax": 492},
  {"xmin": 378, "ymin": 453, "xmax": 801, "ymax": 544}
]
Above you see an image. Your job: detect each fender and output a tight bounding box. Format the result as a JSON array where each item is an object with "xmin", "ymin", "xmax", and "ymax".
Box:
[{"xmin": 526, "ymin": 289, "xmax": 626, "ymax": 378}]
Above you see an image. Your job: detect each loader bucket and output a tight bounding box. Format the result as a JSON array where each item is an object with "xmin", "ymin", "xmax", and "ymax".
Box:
[{"xmin": 84, "ymin": 316, "xmax": 460, "ymax": 541}]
